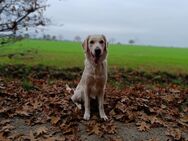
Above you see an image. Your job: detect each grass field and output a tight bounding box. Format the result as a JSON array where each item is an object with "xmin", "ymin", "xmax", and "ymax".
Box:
[{"xmin": 0, "ymin": 39, "xmax": 188, "ymax": 74}]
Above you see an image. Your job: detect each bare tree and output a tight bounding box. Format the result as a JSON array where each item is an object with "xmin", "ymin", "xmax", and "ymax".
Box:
[{"xmin": 0, "ymin": 0, "xmax": 47, "ymax": 45}]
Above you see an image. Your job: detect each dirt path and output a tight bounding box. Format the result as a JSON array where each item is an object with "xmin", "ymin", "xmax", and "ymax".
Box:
[{"xmin": 3, "ymin": 117, "xmax": 188, "ymax": 141}]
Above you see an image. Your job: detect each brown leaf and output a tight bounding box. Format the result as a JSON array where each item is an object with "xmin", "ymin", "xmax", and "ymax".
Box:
[
  {"xmin": 161, "ymin": 95, "xmax": 175, "ymax": 102},
  {"xmin": 115, "ymin": 102, "xmax": 127, "ymax": 113},
  {"xmin": 88, "ymin": 124, "xmax": 101, "ymax": 136},
  {"xmin": 146, "ymin": 138, "xmax": 159, "ymax": 141},
  {"xmin": 29, "ymin": 130, "xmax": 36, "ymax": 141},
  {"xmin": 109, "ymin": 137, "xmax": 123, "ymax": 141},
  {"xmin": 102, "ymin": 122, "xmax": 117, "ymax": 134},
  {"xmin": 60, "ymin": 123, "xmax": 74, "ymax": 135},
  {"xmin": 31, "ymin": 100, "xmax": 42, "ymax": 109},
  {"xmin": 50, "ymin": 116, "xmax": 61, "ymax": 125},
  {"xmin": 0, "ymin": 124, "xmax": 15, "ymax": 132},
  {"xmin": 8, "ymin": 132, "xmax": 25, "ymax": 141},
  {"xmin": 0, "ymin": 107, "xmax": 9, "ymax": 114},
  {"xmin": 86, "ymin": 121, "xmax": 103, "ymax": 136},
  {"xmin": 126, "ymin": 110, "xmax": 136, "ymax": 121},
  {"xmin": 109, "ymin": 109, "xmax": 116, "ymax": 116},
  {"xmin": 35, "ymin": 126, "xmax": 48, "ymax": 136},
  {"xmin": 45, "ymin": 136, "xmax": 65, "ymax": 141},
  {"xmin": 15, "ymin": 109, "xmax": 30, "ymax": 116},
  {"xmin": 150, "ymin": 116, "xmax": 166, "ymax": 127},
  {"xmin": 114, "ymin": 114, "xmax": 124, "ymax": 120},
  {"xmin": 165, "ymin": 128, "xmax": 182, "ymax": 140},
  {"xmin": 139, "ymin": 112, "xmax": 150, "ymax": 122},
  {"xmin": 136, "ymin": 121, "xmax": 150, "ymax": 132},
  {"xmin": 180, "ymin": 115, "xmax": 188, "ymax": 123},
  {"xmin": 0, "ymin": 132, "xmax": 10, "ymax": 141},
  {"xmin": 0, "ymin": 119, "xmax": 11, "ymax": 126}
]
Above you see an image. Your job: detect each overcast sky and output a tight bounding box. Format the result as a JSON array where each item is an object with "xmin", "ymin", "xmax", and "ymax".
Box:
[{"xmin": 39, "ymin": 0, "xmax": 188, "ymax": 47}]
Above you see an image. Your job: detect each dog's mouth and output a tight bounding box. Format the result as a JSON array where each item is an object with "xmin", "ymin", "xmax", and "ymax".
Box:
[{"xmin": 91, "ymin": 53, "xmax": 101, "ymax": 64}]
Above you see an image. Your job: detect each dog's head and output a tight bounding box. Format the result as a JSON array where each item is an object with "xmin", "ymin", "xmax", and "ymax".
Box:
[{"xmin": 82, "ymin": 35, "xmax": 108, "ymax": 64}]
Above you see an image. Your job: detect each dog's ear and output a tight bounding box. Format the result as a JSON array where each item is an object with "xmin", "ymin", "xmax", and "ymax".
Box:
[
  {"xmin": 82, "ymin": 35, "xmax": 90, "ymax": 52},
  {"xmin": 102, "ymin": 35, "xmax": 108, "ymax": 50}
]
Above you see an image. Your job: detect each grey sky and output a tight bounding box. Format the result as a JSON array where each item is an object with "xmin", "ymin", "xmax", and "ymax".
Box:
[{"xmin": 39, "ymin": 0, "xmax": 188, "ymax": 47}]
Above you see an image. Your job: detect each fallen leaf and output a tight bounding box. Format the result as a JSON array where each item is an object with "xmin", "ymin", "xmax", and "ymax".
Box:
[
  {"xmin": 15, "ymin": 109, "xmax": 30, "ymax": 116},
  {"xmin": 115, "ymin": 102, "xmax": 127, "ymax": 113},
  {"xmin": 50, "ymin": 116, "xmax": 61, "ymax": 125},
  {"xmin": 45, "ymin": 136, "xmax": 65, "ymax": 141},
  {"xmin": 86, "ymin": 121, "xmax": 103, "ymax": 136},
  {"xmin": 114, "ymin": 114, "xmax": 124, "ymax": 120},
  {"xmin": 60, "ymin": 123, "xmax": 74, "ymax": 135},
  {"xmin": 8, "ymin": 133, "xmax": 25, "ymax": 141},
  {"xmin": 0, "ymin": 124, "xmax": 15, "ymax": 132},
  {"xmin": 161, "ymin": 95, "xmax": 175, "ymax": 102},
  {"xmin": 31, "ymin": 100, "xmax": 42, "ymax": 109},
  {"xmin": 136, "ymin": 121, "xmax": 150, "ymax": 132},
  {"xmin": 29, "ymin": 130, "xmax": 36, "ymax": 141},
  {"xmin": 146, "ymin": 138, "xmax": 159, "ymax": 141},
  {"xmin": 101, "ymin": 121, "xmax": 117, "ymax": 134},
  {"xmin": 35, "ymin": 126, "xmax": 48, "ymax": 136},
  {"xmin": 109, "ymin": 137, "xmax": 123, "ymax": 141},
  {"xmin": 180, "ymin": 115, "xmax": 188, "ymax": 123},
  {"xmin": 89, "ymin": 124, "xmax": 101, "ymax": 136},
  {"xmin": 0, "ymin": 132, "xmax": 10, "ymax": 141},
  {"xmin": 0, "ymin": 107, "xmax": 9, "ymax": 114},
  {"xmin": 165, "ymin": 128, "xmax": 182, "ymax": 140},
  {"xmin": 139, "ymin": 112, "xmax": 150, "ymax": 122},
  {"xmin": 150, "ymin": 116, "xmax": 166, "ymax": 127},
  {"xmin": 0, "ymin": 119, "xmax": 11, "ymax": 126}
]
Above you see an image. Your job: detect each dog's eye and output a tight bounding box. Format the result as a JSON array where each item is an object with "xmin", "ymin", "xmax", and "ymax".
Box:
[
  {"xmin": 90, "ymin": 40, "xmax": 94, "ymax": 44},
  {"xmin": 99, "ymin": 40, "xmax": 104, "ymax": 44}
]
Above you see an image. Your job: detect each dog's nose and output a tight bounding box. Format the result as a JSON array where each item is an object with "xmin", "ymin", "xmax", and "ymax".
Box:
[{"xmin": 95, "ymin": 48, "xmax": 101, "ymax": 57}]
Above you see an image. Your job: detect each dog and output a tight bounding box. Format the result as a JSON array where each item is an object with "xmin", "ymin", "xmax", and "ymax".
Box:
[{"xmin": 71, "ymin": 34, "xmax": 108, "ymax": 120}]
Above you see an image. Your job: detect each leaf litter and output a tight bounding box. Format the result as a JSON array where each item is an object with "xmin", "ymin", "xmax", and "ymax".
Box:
[{"xmin": 0, "ymin": 65, "xmax": 188, "ymax": 140}]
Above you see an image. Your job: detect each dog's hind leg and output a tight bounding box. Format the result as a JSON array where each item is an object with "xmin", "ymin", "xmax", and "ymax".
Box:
[{"xmin": 71, "ymin": 86, "xmax": 82, "ymax": 109}]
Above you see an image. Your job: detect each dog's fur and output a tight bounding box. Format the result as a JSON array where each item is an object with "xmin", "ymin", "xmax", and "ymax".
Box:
[{"xmin": 71, "ymin": 35, "xmax": 108, "ymax": 120}]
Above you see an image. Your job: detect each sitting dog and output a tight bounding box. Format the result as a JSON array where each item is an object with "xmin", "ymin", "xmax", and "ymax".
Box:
[{"xmin": 71, "ymin": 34, "xmax": 108, "ymax": 120}]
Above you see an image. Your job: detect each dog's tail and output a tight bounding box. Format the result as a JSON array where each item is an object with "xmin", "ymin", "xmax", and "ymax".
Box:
[{"xmin": 65, "ymin": 84, "xmax": 74, "ymax": 94}]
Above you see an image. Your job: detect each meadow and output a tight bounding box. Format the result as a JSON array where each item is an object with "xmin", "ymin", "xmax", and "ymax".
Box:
[{"xmin": 0, "ymin": 39, "xmax": 188, "ymax": 74}]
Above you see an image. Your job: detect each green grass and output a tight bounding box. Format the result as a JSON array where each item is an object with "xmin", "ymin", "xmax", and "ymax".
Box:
[{"xmin": 0, "ymin": 39, "xmax": 188, "ymax": 74}]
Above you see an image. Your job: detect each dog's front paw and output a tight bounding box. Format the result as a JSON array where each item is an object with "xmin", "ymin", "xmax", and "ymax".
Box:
[
  {"xmin": 100, "ymin": 114, "xmax": 108, "ymax": 121},
  {"xmin": 83, "ymin": 112, "xmax": 90, "ymax": 120}
]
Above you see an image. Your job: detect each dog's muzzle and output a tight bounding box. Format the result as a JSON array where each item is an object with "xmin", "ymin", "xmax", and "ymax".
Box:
[{"xmin": 94, "ymin": 48, "xmax": 101, "ymax": 58}]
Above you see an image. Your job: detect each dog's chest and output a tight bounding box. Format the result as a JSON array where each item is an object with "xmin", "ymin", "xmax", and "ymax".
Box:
[
  {"xmin": 88, "ymin": 68, "xmax": 106, "ymax": 94},
  {"xmin": 89, "ymin": 75, "xmax": 105, "ymax": 98}
]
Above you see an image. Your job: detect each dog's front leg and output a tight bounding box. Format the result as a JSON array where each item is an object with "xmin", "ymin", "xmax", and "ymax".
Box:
[
  {"xmin": 98, "ymin": 89, "xmax": 108, "ymax": 121},
  {"xmin": 83, "ymin": 87, "xmax": 90, "ymax": 120}
]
